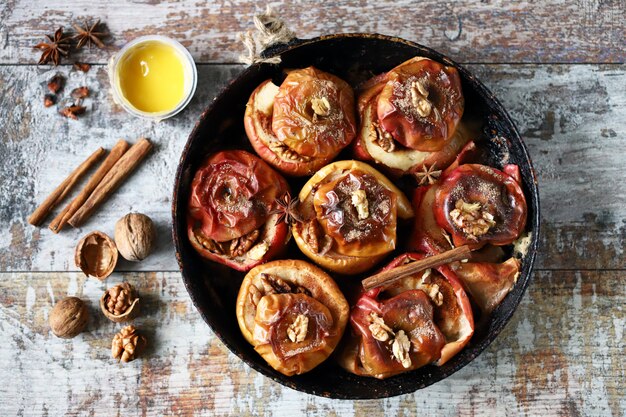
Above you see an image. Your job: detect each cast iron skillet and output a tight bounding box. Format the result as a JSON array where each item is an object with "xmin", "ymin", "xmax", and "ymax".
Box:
[{"xmin": 172, "ymin": 33, "xmax": 540, "ymax": 399}]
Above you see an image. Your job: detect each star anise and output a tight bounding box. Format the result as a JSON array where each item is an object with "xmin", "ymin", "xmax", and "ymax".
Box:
[
  {"xmin": 34, "ymin": 27, "xmax": 71, "ymax": 66},
  {"xmin": 73, "ymin": 20, "xmax": 106, "ymax": 49},
  {"xmin": 414, "ymin": 164, "xmax": 442, "ymax": 186},
  {"xmin": 270, "ymin": 192, "xmax": 305, "ymax": 225}
]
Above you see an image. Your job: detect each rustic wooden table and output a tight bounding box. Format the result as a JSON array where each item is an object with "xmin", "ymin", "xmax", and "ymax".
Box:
[{"xmin": 1, "ymin": 1, "xmax": 624, "ymax": 416}]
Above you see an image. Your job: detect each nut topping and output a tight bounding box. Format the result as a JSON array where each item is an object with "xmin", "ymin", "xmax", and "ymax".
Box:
[
  {"xmin": 230, "ymin": 229, "xmax": 260, "ymax": 257},
  {"xmin": 368, "ymin": 312, "xmax": 393, "ymax": 342},
  {"xmin": 449, "ymin": 199, "xmax": 496, "ymax": 240},
  {"xmin": 410, "ymin": 80, "xmax": 432, "ymax": 118},
  {"xmin": 286, "ymin": 314, "xmax": 309, "ymax": 343},
  {"xmin": 373, "ymin": 122, "xmax": 395, "ymax": 152},
  {"xmin": 111, "ymin": 325, "xmax": 146, "ymax": 363},
  {"xmin": 259, "ymin": 273, "xmax": 311, "ymax": 297},
  {"xmin": 391, "ymin": 330, "xmax": 412, "ymax": 368},
  {"xmin": 351, "ymin": 189, "xmax": 369, "ymax": 220},
  {"xmin": 260, "ymin": 273, "xmax": 292, "ymax": 294},
  {"xmin": 247, "ymin": 241, "xmax": 269, "ymax": 260},
  {"xmin": 269, "ymin": 141, "xmax": 311, "ymax": 162},
  {"xmin": 196, "ymin": 231, "xmax": 227, "ymax": 254},
  {"xmin": 248, "ymin": 284, "xmax": 263, "ymax": 307},
  {"xmin": 311, "ymin": 97, "xmax": 331, "ymax": 117}
]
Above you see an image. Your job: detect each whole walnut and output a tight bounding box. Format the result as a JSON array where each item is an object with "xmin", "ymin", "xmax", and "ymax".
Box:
[
  {"xmin": 114, "ymin": 213, "xmax": 156, "ymax": 261},
  {"xmin": 49, "ymin": 297, "xmax": 89, "ymax": 339}
]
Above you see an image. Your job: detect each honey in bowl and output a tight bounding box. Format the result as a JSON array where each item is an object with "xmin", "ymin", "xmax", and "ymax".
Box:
[{"xmin": 110, "ymin": 36, "xmax": 197, "ymax": 120}]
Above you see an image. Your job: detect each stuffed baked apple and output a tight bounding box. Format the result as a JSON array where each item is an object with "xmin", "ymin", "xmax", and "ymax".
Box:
[
  {"xmin": 292, "ymin": 160, "xmax": 414, "ymax": 274},
  {"xmin": 353, "ymin": 57, "xmax": 468, "ymax": 177},
  {"xmin": 434, "ymin": 164, "xmax": 527, "ymax": 250},
  {"xmin": 236, "ymin": 260, "xmax": 349, "ymax": 376},
  {"xmin": 338, "ymin": 253, "xmax": 474, "ymax": 379},
  {"xmin": 245, "ymin": 67, "xmax": 357, "ymax": 176},
  {"xmin": 187, "ymin": 150, "xmax": 290, "ymax": 271}
]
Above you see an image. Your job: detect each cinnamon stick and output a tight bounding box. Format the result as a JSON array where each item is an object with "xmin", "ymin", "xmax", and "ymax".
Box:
[
  {"xmin": 28, "ymin": 147, "xmax": 106, "ymax": 226},
  {"xmin": 68, "ymin": 138, "xmax": 153, "ymax": 227},
  {"xmin": 361, "ymin": 245, "xmax": 471, "ymax": 291},
  {"xmin": 49, "ymin": 140, "xmax": 130, "ymax": 233}
]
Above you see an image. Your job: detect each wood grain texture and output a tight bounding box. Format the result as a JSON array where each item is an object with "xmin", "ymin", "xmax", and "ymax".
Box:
[
  {"xmin": 1, "ymin": 0, "xmax": 624, "ymax": 65},
  {"xmin": 0, "ymin": 270, "xmax": 622, "ymax": 416},
  {"xmin": 1, "ymin": 64, "xmax": 624, "ymax": 272}
]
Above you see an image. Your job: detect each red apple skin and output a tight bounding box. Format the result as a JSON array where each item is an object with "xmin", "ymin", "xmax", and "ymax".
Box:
[{"xmin": 244, "ymin": 103, "xmax": 332, "ymax": 177}]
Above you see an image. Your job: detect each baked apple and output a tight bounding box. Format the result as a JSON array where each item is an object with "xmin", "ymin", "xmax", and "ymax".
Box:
[
  {"xmin": 452, "ymin": 257, "xmax": 521, "ymax": 315},
  {"xmin": 244, "ymin": 67, "xmax": 357, "ymax": 176},
  {"xmin": 236, "ymin": 260, "xmax": 349, "ymax": 376},
  {"xmin": 353, "ymin": 57, "xmax": 466, "ymax": 177},
  {"xmin": 434, "ymin": 164, "xmax": 527, "ymax": 249},
  {"xmin": 187, "ymin": 150, "xmax": 290, "ymax": 271},
  {"xmin": 338, "ymin": 252, "xmax": 474, "ymax": 378},
  {"xmin": 292, "ymin": 160, "xmax": 414, "ymax": 274}
]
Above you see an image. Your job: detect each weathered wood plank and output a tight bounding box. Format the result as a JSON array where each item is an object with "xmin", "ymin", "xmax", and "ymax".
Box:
[
  {"xmin": 1, "ymin": 64, "xmax": 624, "ymax": 271},
  {"xmin": 1, "ymin": 0, "xmax": 624, "ymax": 65},
  {"xmin": 0, "ymin": 269, "xmax": 623, "ymax": 416}
]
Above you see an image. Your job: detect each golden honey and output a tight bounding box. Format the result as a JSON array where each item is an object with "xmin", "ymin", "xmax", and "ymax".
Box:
[{"xmin": 111, "ymin": 36, "xmax": 197, "ymax": 119}]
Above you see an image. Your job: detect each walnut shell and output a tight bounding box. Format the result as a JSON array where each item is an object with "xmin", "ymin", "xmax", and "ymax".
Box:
[
  {"xmin": 49, "ymin": 296, "xmax": 89, "ymax": 339},
  {"xmin": 75, "ymin": 231, "xmax": 118, "ymax": 280},
  {"xmin": 100, "ymin": 282, "xmax": 140, "ymax": 323},
  {"xmin": 114, "ymin": 213, "xmax": 156, "ymax": 262}
]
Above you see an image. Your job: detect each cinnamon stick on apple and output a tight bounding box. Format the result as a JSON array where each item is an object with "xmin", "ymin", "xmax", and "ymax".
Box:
[
  {"xmin": 28, "ymin": 147, "xmax": 106, "ymax": 226},
  {"xmin": 361, "ymin": 245, "xmax": 471, "ymax": 291},
  {"xmin": 49, "ymin": 140, "xmax": 130, "ymax": 233},
  {"xmin": 68, "ymin": 138, "xmax": 153, "ymax": 227}
]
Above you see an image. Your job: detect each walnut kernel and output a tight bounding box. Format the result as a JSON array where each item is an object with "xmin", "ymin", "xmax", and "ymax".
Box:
[
  {"xmin": 111, "ymin": 325, "xmax": 146, "ymax": 363},
  {"xmin": 287, "ymin": 314, "xmax": 309, "ymax": 343},
  {"xmin": 100, "ymin": 282, "xmax": 139, "ymax": 323}
]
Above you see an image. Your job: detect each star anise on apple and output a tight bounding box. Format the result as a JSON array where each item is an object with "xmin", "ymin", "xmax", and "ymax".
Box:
[
  {"xmin": 73, "ymin": 19, "xmax": 106, "ymax": 49},
  {"xmin": 270, "ymin": 192, "xmax": 305, "ymax": 225},
  {"xmin": 34, "ymin": 27, "xmax": 71, "ymax": 66},
  {"xmin": 414, "ymin": 164, "xmax": 442, "ymax": 186}
]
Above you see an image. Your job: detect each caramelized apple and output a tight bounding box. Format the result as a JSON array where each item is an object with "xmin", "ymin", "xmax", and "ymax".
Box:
[
  {"xmin": 377, "ymin": 58, "xmax": 464, "ymax": 151},
  {"xmin": 381, "ymin": 253, "xmax": 475, "ymax": 365},
  {"xmin": 353, "ymin": 57, "xmax": 467, "ymax": 177},
  {"xmin": 187, "ymin": 150, "xmax": 289, "ymax": 271},
  {"xmin": 342, "ymin": 288, "xmax": 446, "ymax": 379},
  {"xmin": 434, "ymin": 164, "xmax": 527, "ymax": 249},
  {"xmin": 244, "ymin": 67, "xmax": 357, "ymax": 176},
  {"xmin": 292, "ymin": 160, "xmax": 414, "ymax": 274},
  {"xmin": 236, "ymin": 260, "xmax": 349, "ymax": 376}
]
